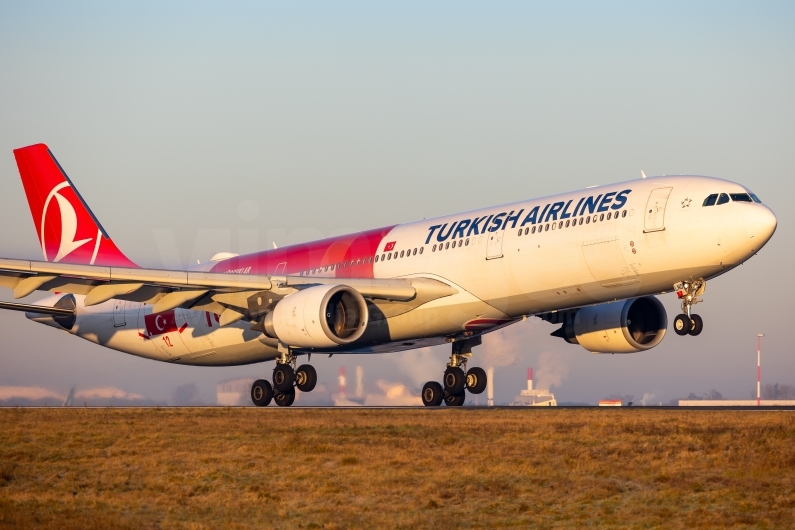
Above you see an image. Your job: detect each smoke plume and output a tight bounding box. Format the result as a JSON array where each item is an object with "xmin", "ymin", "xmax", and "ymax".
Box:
[{"xmin": 535, "ymin": 351, "xmax": 569, "ymax": 389}]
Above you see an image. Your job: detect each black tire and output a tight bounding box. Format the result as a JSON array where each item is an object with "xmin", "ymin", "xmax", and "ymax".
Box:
[
  {"xmin": 250, "ymin": 379, "xmax": 273, "ymax": 407},
  {"xmin": 421, "ymin": 381, "xmax": 444, "ymax": 407},
  {"xmin": 274, "ymin": 389, "xmax": 296, "ymax": 407},
  {"xmin": 444, "ymin": 390, "xmax": 466, "ymax": 407},
  {"xmin": 295, "ymin": 364, "xmax": 317, "ymax": 393},
  {"xmin": 443, "ymin": 366, "xmax": 466, "ymax": 394},
  {"xmin": 466, "ymin": 367, "xmax": 488, "ymax": 394},
  {"xmin": 689, "ymin": 314, "xmax": 703, "ymax": 336},
  {"xmin": 273, "ymin": 364, "xmax": 295, "ymax": 392},
  {"xmin": 673, "ymin": 314, "xmax": 690, "ymax": 336}
]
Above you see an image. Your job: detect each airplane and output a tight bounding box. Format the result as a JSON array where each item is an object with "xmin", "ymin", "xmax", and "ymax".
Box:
[{"xmin": 0, "ymin": 143, "xmax": 777, "ymax": 406}]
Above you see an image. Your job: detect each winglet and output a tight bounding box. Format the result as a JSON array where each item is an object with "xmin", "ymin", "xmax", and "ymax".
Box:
[{"xmin": 13, "ymin": 144, "xmax": 138, "ymax": 267}]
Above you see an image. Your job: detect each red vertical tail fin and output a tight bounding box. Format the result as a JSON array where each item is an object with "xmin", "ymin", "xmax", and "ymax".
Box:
[{"xmin": 13, "ymin": 144, "xmax": 138, "ymax": 267}]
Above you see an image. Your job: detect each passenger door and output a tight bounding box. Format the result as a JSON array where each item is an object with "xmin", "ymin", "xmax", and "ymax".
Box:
[
  {"xmin": 644, "ymin": 187, "xmax": 673, "ymax": 232},
  {"xmin": 486, "ymin": 230, "xmax": 504, "ymax": 260}
]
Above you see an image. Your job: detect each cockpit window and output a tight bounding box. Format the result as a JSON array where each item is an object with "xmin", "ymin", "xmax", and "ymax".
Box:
[
  {"xmin": 750, "ymin": 193, "xmax": 762, "ymax": 203},
  {"xmin": 730, "ymin": 193, "xmax": 753, "ymax": 202},
  {"xmin": 716, "ymin": 193, "xmax": 730, "ymax": 205},
  {"xmin": 703, "ymin": 194, "xmax": 718, "ymax": 206}
]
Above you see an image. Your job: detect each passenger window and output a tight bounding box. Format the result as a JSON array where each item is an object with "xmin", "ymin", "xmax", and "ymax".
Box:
[
  {"xmin": 387, "ymin": 253, "xmax": 391, "ymax": 260},
  {"xmin": 419, "ymin": 247, "xmax": 424, "ymax": 254},
  {"xmin": 580, "ymin": 218, "xmax": 585, "ymax": 225},
  {"xmin": 531, "ymin": 226, "xmax": 536, "ymax": 234},
  {"xmin": 518, "ymin": 229, "xmax": 523, "ymax": 236},
  {"xmin": 730, "ymin": 193, "xmax": 753, "ymax": 202},
  {"xmin": 545, "ymin": 223, "xmax": 550, "ymax": 231},
  {"xmin": 565, "ymin": 220, "xmax": 570, "ymax": 227},
  {"xmin": 400, "ymin": 250, "xmax": 404, "ymax": 258},
  {"xmin": 433, "ymin": 244, "xmax": 437, "ymax": 252},
  {"xmin": 586, "ymin": 217, "xmax": 590, "ymax": 224},
  {"xmin": 703, "ymin": 194, "xmax": 718, "ymax": 206},
  {"xmin": 621, "ymin": 210, "xmax": 627, "ymax": 218},
  {"xmin": 600, "ymin": 214, "xmax": 604, "ymax": 221},
  {"xmin": 413, "ymin": 248, "xmax": 417, "ymax": 255},
  {"xmin": 394, "ymin": 252, "xmax": 398, "ymax": 259},
  {"xmin": 559, "ymin": 221, "xmax": 563, "ymax": 229},
  {"xmin": 717, "ymin": 193, "xmax": 730, "ymax": 205},
  {"xmin": 444, "ymin": 243, "xmax": 449, "ymax": 250},
  {"xmin": 465, "ymin": 239, "xmax": 469, "ymax": 246},
  {"xmin": 324, "ymin": 265, "xmax": 329, "ymax": 272},
  {"xmin": 606, "ymin": 212, "xmax": 611, "ymax": 220},
  {"xmin": 374, "ymin": 255, "xmax": 378, "ymax": 263},
  {"xmin": 552, "ymin": 223, "xmax": 556, "ymax": 230}
]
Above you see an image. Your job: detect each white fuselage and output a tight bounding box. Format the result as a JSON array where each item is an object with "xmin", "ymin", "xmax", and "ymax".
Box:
[{"xmin": 39, "ymin": 175, "xmax": 775, "ymax": 365}]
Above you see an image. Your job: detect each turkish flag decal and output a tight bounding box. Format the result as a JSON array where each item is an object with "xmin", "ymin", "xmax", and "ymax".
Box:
[
  {"xmin": 144, "ymin": 311, "xmax": 178, "ymax": 337},
  {"xmin": 384, "ymin": 241, "xmax": 396, "ymax": 252}
]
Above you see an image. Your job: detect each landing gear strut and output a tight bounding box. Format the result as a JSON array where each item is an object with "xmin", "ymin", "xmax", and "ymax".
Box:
[
  {"xmin": 250, "ymin": 345, "xmax": 317, "ymax": 407},
  {"xmin": 422, "ymin": 336, "xmax": 487, "ymax": 407},
  {"xmin": 673, "ymin": 279, "xmax": 705, "ymax": 336}
]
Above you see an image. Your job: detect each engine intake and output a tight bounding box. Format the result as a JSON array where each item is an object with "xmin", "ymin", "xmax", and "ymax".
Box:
[
  {"xmin": 552, "ymin": 296, "xmax": 667, "ymax": 353},
  {"xmin": 262, "ymin": 284, "xmax": 368, "ymax": 348}
]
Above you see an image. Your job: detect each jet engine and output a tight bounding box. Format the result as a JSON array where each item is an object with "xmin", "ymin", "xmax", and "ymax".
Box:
[
  {"xmin": 261, "ymin": 284, "xmax": 368, "ymax": 348},
  {"xmin": 550, "ymin": 296, "xmax": 667, "ymax": 354}
]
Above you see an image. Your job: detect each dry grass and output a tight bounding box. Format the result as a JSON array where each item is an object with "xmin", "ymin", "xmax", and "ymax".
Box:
[{"xmin": 0, "ymin": 408, "xmax": 793, "ymax": 529}]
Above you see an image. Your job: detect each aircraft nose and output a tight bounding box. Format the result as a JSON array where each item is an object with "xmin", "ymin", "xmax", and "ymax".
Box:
[{"xmin": 744, "ymin": 205, "xmax": 777, "ymax": 243}]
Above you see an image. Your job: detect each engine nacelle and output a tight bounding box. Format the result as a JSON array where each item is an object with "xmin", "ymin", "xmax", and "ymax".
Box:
[
  {"xmin": 554, "ymin": 296, "xmax": 667, "ymax": 353},
  {"xmin": 262, "ymin": 284, "xmax": 368, "ymax": 348}
]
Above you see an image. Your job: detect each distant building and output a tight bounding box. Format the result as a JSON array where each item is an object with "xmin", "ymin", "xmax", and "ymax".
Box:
[
  {"xmin": 217, "ymin": 378, "xmax": 254, "ymax": 406},
  {"xmin": 512, "ymin": 368, "xmax": 557, "ymax": 406},
  {"xmin": 598, "ymin": 400, "xmax": 623, "ymax": 406},
  {"xmin": 679, "ymin": 400, "xmax": 795, "ymax": 406}
]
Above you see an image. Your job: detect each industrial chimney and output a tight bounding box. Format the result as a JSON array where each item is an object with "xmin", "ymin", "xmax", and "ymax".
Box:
[
  {"xmin": 527, "ymin": 367, "xmax": 533, "ymax": 392},
  {"xmin": 487, "ymin": 367, "xmax": 494, "ymax": 407}
]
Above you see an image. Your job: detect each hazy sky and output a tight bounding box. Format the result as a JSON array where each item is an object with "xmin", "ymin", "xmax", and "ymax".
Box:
[{"xmin": 1, "ymin": 1, "xmax": 793, "ymax": 405}]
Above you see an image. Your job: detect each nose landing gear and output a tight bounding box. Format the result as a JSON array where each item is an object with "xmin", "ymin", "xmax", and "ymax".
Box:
[
  {"xmin": 673, "ymin": 279, "xmax": 705, "ymax": 336},
  {"xmin": 422, "ymin": 336, "xmax": 487, "ymax": 407}
]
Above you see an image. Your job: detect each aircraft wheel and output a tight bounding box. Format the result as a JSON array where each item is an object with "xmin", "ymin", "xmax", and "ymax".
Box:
[
  {"xmin": 251, "ymin": 379, "xmax": 273, "ymax": 407},
  {"xmin": 673, "ymin": 314, "xmax": 691, "ymax": 336},
  {"xmin": 466, "ymin": 367, "xmax": 487, "ymax": 394},
  {"xmin": 444, "ymin": 390, "xmax": 466, "ymax": 407},
  {"xmin": 273, "ymin": 364, "xmax": 295, "ymax": 392},
  {"xmin": 295, "ymin": 364, "xmax": 317, "ymax": 392},
  {"xmin": 443, "ymin": 366, "xmax": 466, "ymax": 395},
  {"xmin": 422, "ymin": 381, "xmax": 444, "ymax": 407},
  {"xmin": 689, "ymin": 314, "xmax": 703, "ymax": 336},
  {"xmin": 274, "ymin": 389, "xmax": 296, "ymax": 407}
]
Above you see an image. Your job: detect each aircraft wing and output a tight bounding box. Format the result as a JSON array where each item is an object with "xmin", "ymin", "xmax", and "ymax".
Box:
[{"xmin": 0, "ymin": 257, "xmax": 454, "ymax": 325}]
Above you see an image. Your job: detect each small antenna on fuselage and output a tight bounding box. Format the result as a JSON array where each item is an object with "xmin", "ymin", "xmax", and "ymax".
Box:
[{"xmin": 641, "ymin": 170, "xmax": 647, "ymax": 179}]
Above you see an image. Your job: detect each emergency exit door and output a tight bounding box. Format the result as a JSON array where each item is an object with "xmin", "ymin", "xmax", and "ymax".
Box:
[
  {"xmin": 644, "ymin": 187, "xmax": 673, "ymax": 232},
  {"xmin": 113, "ymin": 300, "xmax": 126, "ymax": 327}
]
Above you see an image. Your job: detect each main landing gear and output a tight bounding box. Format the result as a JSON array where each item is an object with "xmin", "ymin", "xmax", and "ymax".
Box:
[
  {"xmin": 422, "ymin": 336, "xmax": 487, "ymax": 407},
  {"xmin": 250, "ymin": 346, "xmax": 318, "ymax": 407},
  {"xmin": 673, "ymin": 279, "xmax": 705, "ymax": 337}
]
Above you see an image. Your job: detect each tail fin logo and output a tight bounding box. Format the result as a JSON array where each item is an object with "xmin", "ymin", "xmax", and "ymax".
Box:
[{"xmin": 41, "ymin": 182, "xmax": 97, "ymax": 263}]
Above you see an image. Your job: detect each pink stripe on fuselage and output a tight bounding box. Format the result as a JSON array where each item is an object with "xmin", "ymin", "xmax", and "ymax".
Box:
[{"xmin": 208, "ymin": 226, "xmax": 397, "ymax": 278}]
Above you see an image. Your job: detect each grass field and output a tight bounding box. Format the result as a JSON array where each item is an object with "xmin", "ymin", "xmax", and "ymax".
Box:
[{"xmin": 1, "ymin": 408, "xmax": 793, "ymax": 529}]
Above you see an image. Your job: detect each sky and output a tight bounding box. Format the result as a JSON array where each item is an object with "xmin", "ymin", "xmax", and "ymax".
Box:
[{"xmin": 0, "ymin": 1, "xmax": 793, "ymax": 405}]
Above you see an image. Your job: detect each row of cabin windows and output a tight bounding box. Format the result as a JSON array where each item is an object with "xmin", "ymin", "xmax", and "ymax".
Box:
[
  {"xmin": 702, "ymin": 192, "xmax": 760, "ymax": 206},
  {"xmin": 517, "ymin": 209, "xmax": 627, "ymax": 236},
  {"xmin": 376, "ymin": 247, "xmax": 424, "ymax": 262},
  {"xmin": 299, "ymin": 247, "xmax": 425, "ymax": 275},
  {"xmin": 433, "ymin": 238, "xmax": 468, "ymax": 251}
]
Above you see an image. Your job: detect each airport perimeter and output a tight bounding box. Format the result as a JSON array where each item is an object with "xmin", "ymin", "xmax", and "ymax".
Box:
[{"xmin": 1, "ymin": 408, "xmax": 793, "ymax": 529}]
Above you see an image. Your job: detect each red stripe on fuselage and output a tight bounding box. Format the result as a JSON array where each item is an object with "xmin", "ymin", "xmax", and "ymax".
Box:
[{"xmin": 208, "ymin": 226, "xmax": 397, "ymax": 278}]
